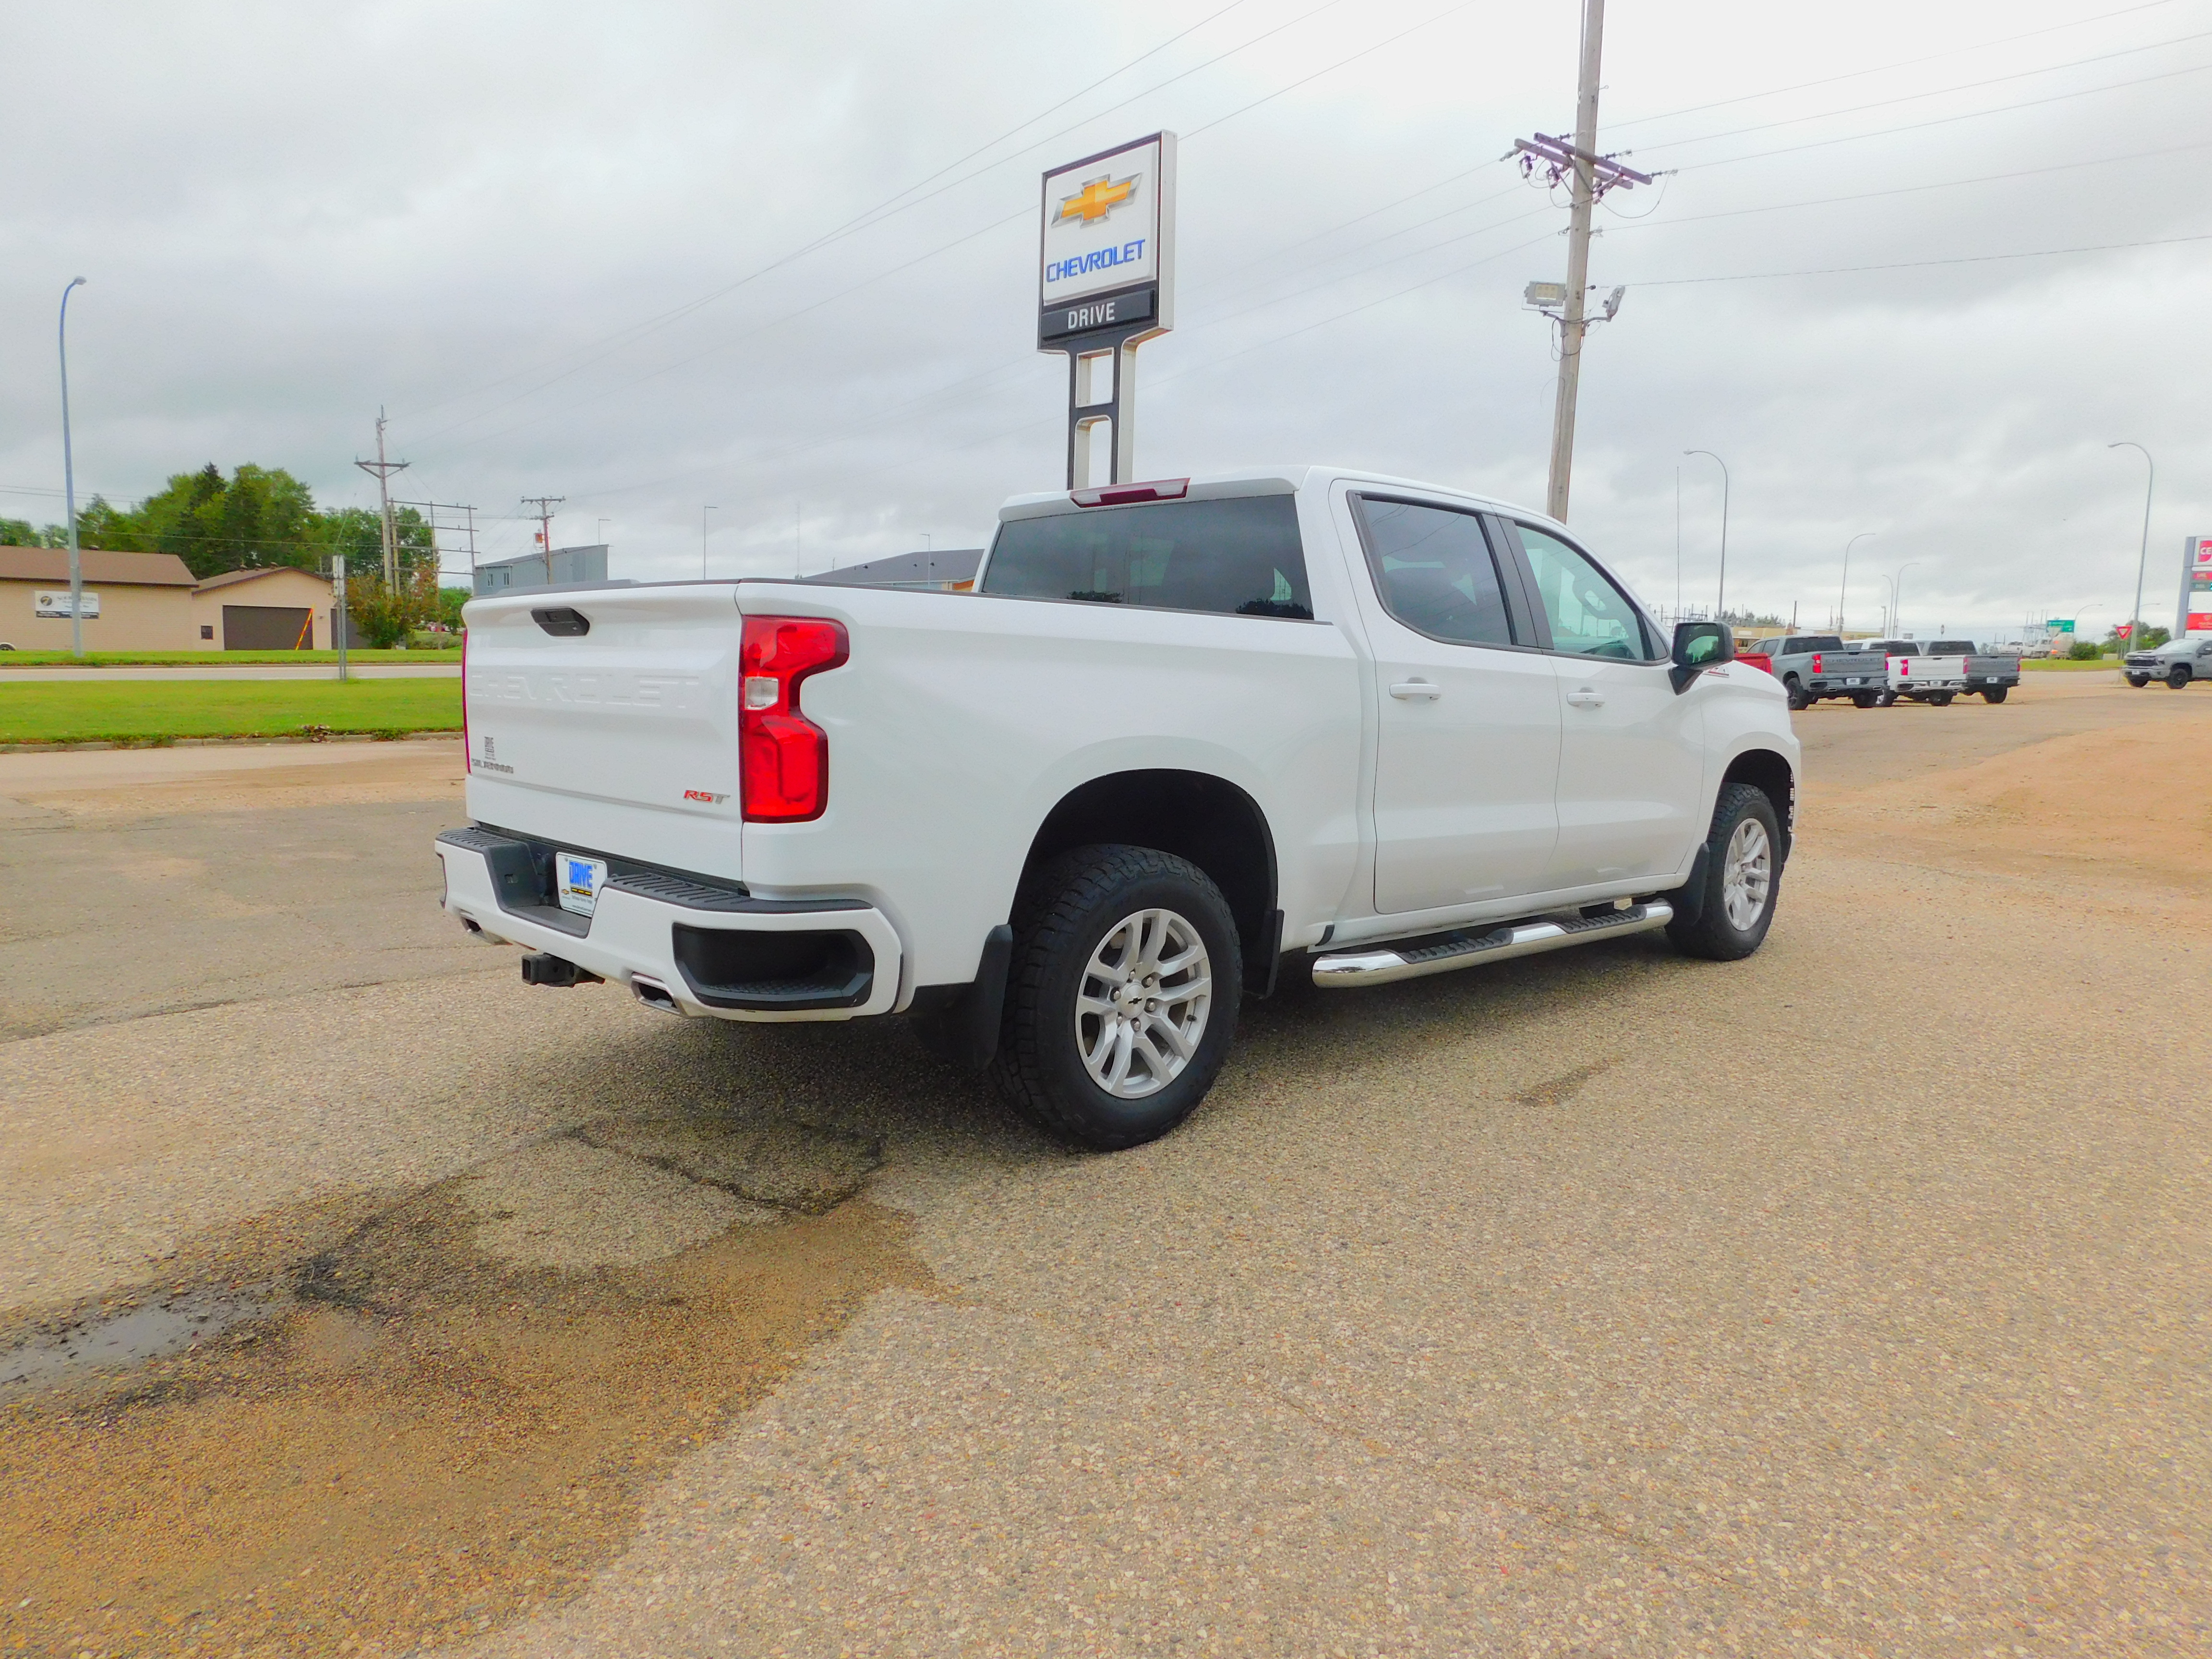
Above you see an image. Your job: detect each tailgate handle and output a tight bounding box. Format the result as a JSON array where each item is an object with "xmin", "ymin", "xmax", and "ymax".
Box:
[{"xmin": 532, "ymin": 607, "xmax": 590, "ymax": 637}]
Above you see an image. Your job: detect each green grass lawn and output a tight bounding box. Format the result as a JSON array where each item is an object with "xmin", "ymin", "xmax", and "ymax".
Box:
[
  {"xmin": 0, "ymin": 677, "xmax": 462, "ymax": 745},
  {"xmin": 2020, "ymin": 657, "xmax": 2124, "ymax": 671},
  {"xmin": 0, "ymin": 646, "xmax": 457, "ymax": 667}
]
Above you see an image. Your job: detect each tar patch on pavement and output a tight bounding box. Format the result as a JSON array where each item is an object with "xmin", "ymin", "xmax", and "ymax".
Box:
[
  {"xmin": 0, "ymin": 1116, "xmax": 931, "ymax": 1659},
  {"xmin": 1507, "ymin": 1059, "xmax": 1614, "ymax": 1110}
]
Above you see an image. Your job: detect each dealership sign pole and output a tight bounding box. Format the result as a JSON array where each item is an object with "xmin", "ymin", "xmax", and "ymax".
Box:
[
  {"xmin": 1037, "ymin": 133, "xmax": 1175, "ymax": 490},
  {"xmin": 2180, "ymin": 535, "xmax": 2212, "ymax": 639}
]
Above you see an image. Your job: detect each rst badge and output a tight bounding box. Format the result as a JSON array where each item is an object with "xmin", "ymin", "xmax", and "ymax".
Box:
[{"xmin": 682, "ymin": 789, "xmax": 729, "ymax": 805}]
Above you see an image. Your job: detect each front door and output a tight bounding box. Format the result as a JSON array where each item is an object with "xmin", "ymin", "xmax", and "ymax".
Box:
[
  {"xmin": 1350, "ymin": 496, "xmax": 1562, "ymax": 914},
  {"xmin": 1508, "ymin": 522, "xmax": 1706, "ymax": 889}
]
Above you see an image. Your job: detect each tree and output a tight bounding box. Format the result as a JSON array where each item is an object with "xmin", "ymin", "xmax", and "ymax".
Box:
[{"xmin": 2107, "ymin": 623, "xmax": 2169, "ymax": 650}]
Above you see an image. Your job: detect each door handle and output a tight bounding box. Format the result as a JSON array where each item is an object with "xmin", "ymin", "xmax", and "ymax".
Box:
[
  {"xmin": 1566, "ymin": 688, "xmax": 1606, "ymax": 708},
  {"xmin": 1389, "ymin": 680, "xmax": 1442, "ymax": 700}
]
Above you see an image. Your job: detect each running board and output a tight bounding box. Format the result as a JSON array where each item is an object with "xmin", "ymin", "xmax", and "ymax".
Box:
[{"xmin": 1310, "ymin": 901, "xmax": 1674, "ymax": 989}]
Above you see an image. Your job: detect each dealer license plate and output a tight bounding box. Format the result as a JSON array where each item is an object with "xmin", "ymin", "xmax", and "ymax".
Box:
[{"xmin": 556, "ymin": 851, "xmax": 608, "ymax": 917}]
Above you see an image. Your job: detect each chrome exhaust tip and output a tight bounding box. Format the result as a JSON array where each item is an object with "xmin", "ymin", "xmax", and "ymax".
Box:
[{"xmin": 630, "ymin": 974, "xmax": 682, "ymax": 1014}]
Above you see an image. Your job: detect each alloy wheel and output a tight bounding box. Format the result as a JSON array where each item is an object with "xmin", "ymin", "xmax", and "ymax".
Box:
[{"xmin": 1075, "ymin": 907, "xmax": 1213, "ymax": 1100}]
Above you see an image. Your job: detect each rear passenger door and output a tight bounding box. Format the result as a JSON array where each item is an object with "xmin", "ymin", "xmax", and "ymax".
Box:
[
  {"xmin": 1503, "ymin": 521, "xmax": 1707, "ymax": 891},
  {"xmin": 1346, "ymin": 494, "xmax": 1561, "ymax": 914}
]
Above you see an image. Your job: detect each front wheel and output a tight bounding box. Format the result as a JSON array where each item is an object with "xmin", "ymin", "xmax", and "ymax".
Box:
[
  {"xmin": 1982, "ymin": 686, "xmax": 2009, "ymax": 703},
  {"xmin": 1851, "ymin": 692, "xmax": 1879, "ymax": 708},
  {"xmin": 1929, "ymin": 691, "xmax": 1955, "ymax": 707},
  {"xmin": 993, "ymin": 844, "xmax": 1242, "ymax": 1151},
  {"xmin": 1667, "ymin": 783, "xmax": 1781, "ymax": 962},
  {"xmin": 1876, "ymin": 690, "xmax": 1899, "ymax": 708}
]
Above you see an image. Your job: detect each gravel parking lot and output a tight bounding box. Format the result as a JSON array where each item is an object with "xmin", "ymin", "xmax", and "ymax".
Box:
[{"xmin": 1, "ymin": 673, "xmax": 2206, "ymax": 1658}]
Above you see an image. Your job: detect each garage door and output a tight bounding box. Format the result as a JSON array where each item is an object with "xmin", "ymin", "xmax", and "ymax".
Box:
[{"xmin": 222, "ymin": 605, "xmax": 313, "ymax": 650}]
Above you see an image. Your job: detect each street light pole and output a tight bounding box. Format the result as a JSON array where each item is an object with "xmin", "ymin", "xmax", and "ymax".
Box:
[
  {"xmin": 58, "ymin": 276, "xmax": 87, "ymax": 658},
  {"xmin": 1683, "ymin": 450, "xmax": 1730, "ymax": 620},
  {"xmin": 2108, "ymin": 442, "xmax": 2153, "ymax": 650},
  {"xmin": 1893, "ymin": 562, "xmax": 1921, "ymax": 641},
  {"xmin": 1840, "ymin": 531, "xmax": 1875, "ymax": 634}
]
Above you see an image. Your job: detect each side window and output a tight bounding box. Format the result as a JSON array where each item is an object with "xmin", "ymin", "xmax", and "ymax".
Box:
[
  {"xmin": 1351, "ymin": 496, "xmax": 1515, "ymax": 648},
  {"xmin": 1514, "ymin": 525, "xmax": 1652, "ymax": 660}
]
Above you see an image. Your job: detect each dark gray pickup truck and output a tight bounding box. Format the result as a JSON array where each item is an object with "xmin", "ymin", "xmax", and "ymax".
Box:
[
  {"xmin": 1927, "ymin": 639, "xmax": 2021, "ymax": 703},
  {"xmin": 1752, "ymin": 634, "xmax": 1886, "ymax": 709}
]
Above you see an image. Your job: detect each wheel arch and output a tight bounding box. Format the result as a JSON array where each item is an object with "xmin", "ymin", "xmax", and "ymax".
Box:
[
  {"xmin": 1719, "ymin": 747, "xmax": 1796, "ymax": 860},
  {"xmin": 1019, "ymin": 769, "xmax": 1280, "ymax": 992}
]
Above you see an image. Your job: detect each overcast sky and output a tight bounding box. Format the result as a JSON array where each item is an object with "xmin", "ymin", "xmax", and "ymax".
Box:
[{"xmin": 6, "ymin": 0, "xmax": 2209, "ymax": 637}]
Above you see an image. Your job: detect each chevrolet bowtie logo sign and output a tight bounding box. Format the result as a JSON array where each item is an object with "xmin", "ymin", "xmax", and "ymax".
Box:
[{"xmin": 1056, "ymin": 172, "xmax": 1138, "ymax": 226}]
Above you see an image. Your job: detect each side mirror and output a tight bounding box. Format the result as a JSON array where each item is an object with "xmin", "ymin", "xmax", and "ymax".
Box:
[{"xmin": 1670, "ymin": 621, "xmax": 1733, "ymax": 692}]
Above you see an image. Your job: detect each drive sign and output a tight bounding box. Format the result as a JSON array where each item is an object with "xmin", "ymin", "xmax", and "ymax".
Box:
[{"xmin": 1038, "ymin": 132, "xmax": 1175, "ymax": 345}]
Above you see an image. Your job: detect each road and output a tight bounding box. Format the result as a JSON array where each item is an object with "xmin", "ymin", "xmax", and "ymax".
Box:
[{"xmin": 0, "ymin": 673, "xmax": 2205, "ymax": 1658}]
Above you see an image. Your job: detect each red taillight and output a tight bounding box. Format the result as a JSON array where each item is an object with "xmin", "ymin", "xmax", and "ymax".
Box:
[
  {"xmin": 1811, "ymin": 652, "xmax": 1822, "ymax": 673},
  {"xmin": 739, "ymin": 615, "xmax": 848, "ymax": 821},
  {"xmin": 460, "ymin": 627, "xmax": 471, "ymax": 773}
]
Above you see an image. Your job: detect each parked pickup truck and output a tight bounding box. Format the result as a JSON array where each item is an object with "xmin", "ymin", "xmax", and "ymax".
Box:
[
  {"xmin": 2125, "ymin": 636, "xmax": 2212, "ymax": 688},
  {"xmin": 1926, "ymin": 639, "xmax": 2021, "ymax": 702},
  {"xmin": 1754, "ymin": 635, "xmax": 1885, "ymax": 709},
  {"xmin": 438, "ymin": 468, "xmax": 1799, "ymax": 1149}
]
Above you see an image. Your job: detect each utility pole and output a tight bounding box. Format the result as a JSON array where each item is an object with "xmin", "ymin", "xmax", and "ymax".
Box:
[
  {"xmin": 58, "ymin": 277, "xmax": 87, "ymax": 658},
  {"xmin": 521, "ymin": 496, "xmax": 564, "ymax": 585},
  {"xmin": 2108, "ymin": 442, "xmax": 2153, "ymax": 652},
  {"xmin": 354, "ymin": 410, "xmax": 410, "ymax": 589},
  {"xmin": 1511, "ymin": 0, "xmax": 1649, "ymax": 522}
]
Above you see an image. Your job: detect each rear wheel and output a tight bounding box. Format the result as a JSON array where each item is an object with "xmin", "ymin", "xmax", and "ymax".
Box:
[
  {"xmin": 1982, "ymin": 686, "xmax": 2009, "ymax": 703},
  {"xmin": 992, "ymin": 845, "xmax": 1241, "ymax": 1151},
  {"xmin": 1783, "ymin": 675, "xmax": 1811, "ymax": 711},
  {"xmin": 2169, "ymin": 666, "xmax": 2193, "ymax": 690},
  {"xmin": 2127, "ymin": 675, "xmax": 2150, "ymax": 688},
  {"xmin": 1667, "ymin": 783, "xmax": 1781, "ymax": 962}
]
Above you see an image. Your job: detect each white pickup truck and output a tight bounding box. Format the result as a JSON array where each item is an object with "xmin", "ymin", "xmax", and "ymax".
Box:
[{"xmin": 438, "ymin": 468, "xmax": 1799, "ymax": 1149}]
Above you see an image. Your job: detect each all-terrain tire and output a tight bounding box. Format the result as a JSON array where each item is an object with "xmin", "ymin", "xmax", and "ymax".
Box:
[
  {"xmin": 1666, "ymin": 782, "xmax": 1782, "ymax": 963},
  {"xmin": 991, "ymin": 844, "xmax": 1242, "ymax": 1151}
]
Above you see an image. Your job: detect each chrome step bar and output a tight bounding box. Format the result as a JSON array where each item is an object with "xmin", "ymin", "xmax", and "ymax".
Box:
[{"xmin": 1310, "ymin": 901, "xmax": 1674, "ymax": 989}]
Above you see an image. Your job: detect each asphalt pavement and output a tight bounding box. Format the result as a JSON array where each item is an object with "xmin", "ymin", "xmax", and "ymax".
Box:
[{"xmin": 0, "ymin": 673, "xmax": 2205, "ymax": 1658}]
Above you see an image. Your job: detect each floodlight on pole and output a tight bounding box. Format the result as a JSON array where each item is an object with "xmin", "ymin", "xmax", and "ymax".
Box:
[
  {"xmin": 1683, "ymin": 450, "xmax": 1730, "ymax": 620},
  {"xmin": 59, "ymin": 276, "xmax": 87, "ymax": 658},
  {"xmin": 1840, "ymin": 532, "xmax": 1876, "ymax": 632},
  {"xmin": 2107, "ymin": 442, "xmax": 2153, "ymax": 651}
]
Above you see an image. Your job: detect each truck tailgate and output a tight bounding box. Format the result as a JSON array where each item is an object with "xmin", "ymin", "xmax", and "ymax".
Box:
[{"xmin": 462, "ymin": 585, "xmax": 745, "ymax": 879}]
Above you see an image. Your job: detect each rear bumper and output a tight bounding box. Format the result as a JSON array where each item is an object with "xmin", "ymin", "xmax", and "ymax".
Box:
[{"xmin": 434, "ymin": 828, "xmax": 903, "ymax": 1022}]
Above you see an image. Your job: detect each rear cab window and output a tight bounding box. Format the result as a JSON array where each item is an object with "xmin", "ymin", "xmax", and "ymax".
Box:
[{"xmin": 981, "ymin": 494, "xmax": 1313, "ymax": 619}]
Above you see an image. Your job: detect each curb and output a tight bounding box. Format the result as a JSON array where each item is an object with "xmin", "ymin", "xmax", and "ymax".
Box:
[{"xmin": 0, "ymin": 730, "xmax": 461, "ymax": 756}]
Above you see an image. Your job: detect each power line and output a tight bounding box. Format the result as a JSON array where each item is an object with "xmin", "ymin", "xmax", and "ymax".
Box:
[
  {"xmin": 1599, "ymin": 137, "xmax": 2212, "ymax": 232},
  {"xmin": 1676, "ymin": 57, "xmax": 2212, "ymax": 173},
  {"xmin": 402, "ymin": 0, "xmax": 1352, "ymax": 444},
  {"xmin": 1607, "ymin": 0, "xmax": 2186, "ymax": 131},
  {"xmin": 1627, "ymin": 228, "xmax": 2212, "ymax": 286},
  {"xmin": 1633, "ymin": 24, "xmax": 2212, "ymax": 156}
]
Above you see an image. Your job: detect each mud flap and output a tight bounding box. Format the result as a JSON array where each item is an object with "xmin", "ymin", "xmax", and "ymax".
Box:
[{"xmin": 910, "ymin": 925, "xmax": 1015, "ymax": 1072}]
